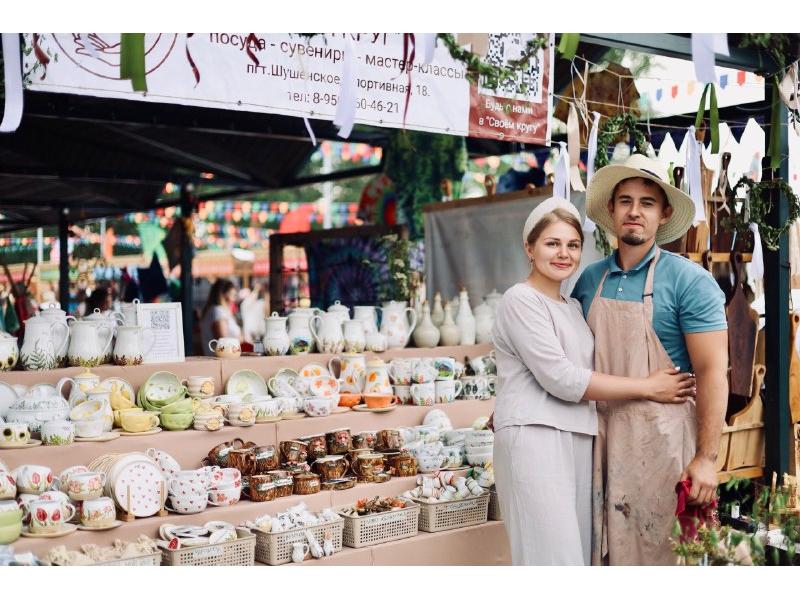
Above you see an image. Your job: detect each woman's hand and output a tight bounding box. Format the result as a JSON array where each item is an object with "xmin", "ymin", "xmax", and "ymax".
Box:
[{"xmin": 644, "ymin": 367, "xmax": 695, "ymax": 403}]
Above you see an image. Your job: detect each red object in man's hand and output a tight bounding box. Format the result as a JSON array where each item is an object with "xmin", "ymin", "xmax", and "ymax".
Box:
[
  {"xmin": 675, "ymin": 479, "xmax": 719, "ymax": 542},
  {"xmin": 240, "ymin": 342, "xmax": 254, "ymax": 353}
]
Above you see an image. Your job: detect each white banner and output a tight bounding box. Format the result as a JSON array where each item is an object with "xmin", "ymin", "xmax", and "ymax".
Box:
[{"xmin": 23, "ymin": 33, "xmax": 552, "ymax": 143}]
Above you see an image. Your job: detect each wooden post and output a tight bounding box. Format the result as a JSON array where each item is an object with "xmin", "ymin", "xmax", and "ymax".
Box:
[
  {"xmin": 58, "ymin": 207, "xmax": 70, "ymax": 312},
  {"xmin": 180, "ymin": 185, "xmax": 196, "ymax": 356}
]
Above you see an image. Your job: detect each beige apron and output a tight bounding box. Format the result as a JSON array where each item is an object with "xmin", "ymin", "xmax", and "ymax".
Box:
[{"xmin": 587, "ymin": 248, "xmax": 697, "ymax": 566}]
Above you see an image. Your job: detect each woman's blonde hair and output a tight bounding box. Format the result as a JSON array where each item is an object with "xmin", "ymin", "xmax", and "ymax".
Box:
[{"xmin": 525, "ymin": 208, "xmax": 584, "ymax": 246}]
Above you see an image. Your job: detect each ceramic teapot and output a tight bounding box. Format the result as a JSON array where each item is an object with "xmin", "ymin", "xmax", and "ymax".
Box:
[
  {"xmin": 328, "ymin": 354, "xmax": 366, "ymax": 394},
  {"xmin": 309, "ymin": 312, "xmax": 344, "ymax": 354},
  {"xmin": 112, "ymin": 325, "xmax": 155, "ymax": 366},
  {"xmin": 120, "ymin": 299, "xmax": 140, "ymax": 326},
  {"xmin": 67, "ymin": 320, "xmax": 113, "ymax": 368},
  {"xmin": 38, "ymin": 305, "xmax": 76, "ymax": 366},
  {"xmin": 263, "ymin": 312, "xmax": 290, "ymax": 356},
  {"xmin": 0, "ymin": 334, "xmax": 19, "ymax": 372},
  {"xmin": 19, "ymin": 317, "xmax": 69, "ymax": 371},
  {"xmin": 326, "ymin": 301, "xmax": 351, "ymax": 325},
  {"xmin": 379, "ymin": 301, "xmax": 417, "ymax": 349},
  {"xmin": 56, "ymin": 369, "xmax": 101, "ymax": 408},
  {"xmin": 363, "ymin": 358, "xmax": 392, "ymax": 395}
]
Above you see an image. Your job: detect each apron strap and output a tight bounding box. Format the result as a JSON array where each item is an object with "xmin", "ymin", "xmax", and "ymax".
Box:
[
  {"xmin": 594, "ymin": 269, "xmax": 610, "ymax": 301},
  {"xmin": 643, "ymin": 247, "xmax": 661, "ymax": 318}
]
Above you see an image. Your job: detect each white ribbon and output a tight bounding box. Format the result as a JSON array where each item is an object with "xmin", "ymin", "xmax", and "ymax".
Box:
[
  {"xmin": 303, "ymin": 117, "xmax": 318, "ymax": 146},
  {"xmin": 1, "ymin": 33, "xmax": 24, "ymax": 133},
  {"xmin": 415, "ymin": 33, "xmax": 437, "ymax": 65},
  {"xmin": 552, "ymin": 141, "xmax": 570, "ymax": 201},
  {"xmin": 567, "ymin": 104, "xmax": 586, "ymax": 192},
  {"xmin": 749, "ymin": 223, "xmax": 764, "ymax": 281},
  {"xmin": 583, "ymin": 111, "xmax": 601, "ymax": 233},
  {"xmin": 691, "ymin": 33, "xmax": 729, "ymax": 84},
  {"xmin": 333, "ymin": 37, "xmax": 357, "ymax": 139},
  {"xmin": 684, "ymin": 127, "xmax": 707, "ymax": 224}
]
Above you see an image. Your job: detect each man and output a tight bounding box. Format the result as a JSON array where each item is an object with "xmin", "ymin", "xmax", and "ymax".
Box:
[{"xmin": 571, "ymin": 153, "xmax": 729, "ymax": 565}]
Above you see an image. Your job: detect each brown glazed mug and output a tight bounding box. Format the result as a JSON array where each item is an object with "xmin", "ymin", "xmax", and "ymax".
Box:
[
  {"xmin": 351, "ymin": 452, "xmax": 385, "ymax": 479},
  {"xmin": 253, "ymin": 445, "xmax": 279, "ymax": 473},
  {"xmin": 208, "ymin": 438, "xmax": 245, "ymax": 467},
  {"xmin": 377, "ymin": 429, "xmax": 402, "ymax": 451},
  {"xmin": 267, "ymin": 470, "xmax": 295, "ymax": 498},
  {"xmin": 352, "ymin": 431, "xmax": 377, "ymax": 450},
  {"xmin": 280, "ymin": 440, "xmax": 309, "ymax": 464},
  {"xmin": 227, "ymin": 448, "xmax": 256, "ymax": 476},
  {"xmin": 312, "ymin": 455, "xmax": 350, "ymax": 482},
  {"xmin": 245, "ymin": 474, "xmax": 276, "ymax": 502},
  {"xmin": 326, "ymin": 428, "xmax": 352, "ymax": 455},
  {"xmin": 293, "ymin": 472, "xmax": 320, "ymax": 495},
  {"xmin": 388, "ymin": 450, "xmax": 418, "ymax": 477},
  {"xmin": 300, "ymin": 435, "xmax": 328, "ymax": 461}
]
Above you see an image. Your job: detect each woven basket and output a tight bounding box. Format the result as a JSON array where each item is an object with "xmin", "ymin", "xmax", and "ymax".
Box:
[
  {"xmin": 338, "ymin": 503, "xmax": 420, "ymax": 548},
  {"xmin": 413, "ymin": 493, "xmax": 489, "ymax": 532},
  {"xmin": 160, "ymin": 528, "xmax": 255, "ymax": 566},
  {"xmin": 87, "ymin": 551, "xmax": 162, "ymax": 566},
  {"xmin": 253, "ymin": 519, "xmax": 344, "ymax": 565},
  {"xmin": 488, "ymin": 489, "xmax": 502, "ymax": 521}
]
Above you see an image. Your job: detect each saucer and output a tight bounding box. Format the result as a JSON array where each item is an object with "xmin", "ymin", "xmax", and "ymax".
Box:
[
  {"xmin": 280, "ymin": 412, "xmax": 307, "ymax": 420},
  {"xmin": 0, "ymin": 439, "xmax": 42, "ymax": 449},
  {"xmin": 75, "ymin": 432, "xmax": 121, "ymax": 442},
  {"xmin": 78, "ymin": 520, "xmax": 124, "ymax": 531},
  {"xmin": 331, "ymin": 406, "xmax": 350, "ymax": 414},
  {"xmin": 119, "ymin": 428, "xmax": 163, "ymax": 436},
  {"xmin": 254, "ymin": 415, "xmax": 282, "ymax": 423},
  {"xmin": 21, "ymin": 523, "xmax": 78, "ymax": 538},
  {"xmin": 352, "ymin": 405, "xmax": 397, "ymax": 413}
]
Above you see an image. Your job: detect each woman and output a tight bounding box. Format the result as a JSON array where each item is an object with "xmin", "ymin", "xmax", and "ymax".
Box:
[
  {"xmin": 491, "ymin": 196, "xmax": 694, "ymax": 566},
  {"xmin": 200, "ymin": 278, "xmax": 242, "ymax": 356}
]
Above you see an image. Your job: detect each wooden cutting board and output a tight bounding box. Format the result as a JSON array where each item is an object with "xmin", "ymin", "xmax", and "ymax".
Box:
[
  {"xmin": 724, "ymin": 364, "xmax": 765, "ymax": 471},
  {"xmin": 789, "ymin": 313, "xmax": 800, "ymax": 423},
  {"xmin": 726, "ymin": 252, "xmax": 759, "ymax": 398}
]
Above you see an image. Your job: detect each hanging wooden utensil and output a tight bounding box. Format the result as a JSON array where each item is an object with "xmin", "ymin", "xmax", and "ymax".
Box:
[
  {"xmin": 726, "ymin": 251, "xmax": 759, "ymax": 397},
  {"xmin": 724, "ymin": 364, "xmax": 765, "ymax": 471},
  {"xmin": 710, "ymin": 152, "xmax": 735, "ymax": 252},
  {"xmin": 789, "ymin": 312, "xmax": 800, "ymax": 424},
  {"xmin": 662, "ymin": 167, "xmax": 687, "ymax": 253}
]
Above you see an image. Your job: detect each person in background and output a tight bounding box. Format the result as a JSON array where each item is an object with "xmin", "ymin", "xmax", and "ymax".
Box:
[
  {"xmin": 200, "ymin": 278, "xmax": 242, "ymax": 356},
  {"xmin": 85, "ymin": 284, "xmax": 114, "ymax": 315}
]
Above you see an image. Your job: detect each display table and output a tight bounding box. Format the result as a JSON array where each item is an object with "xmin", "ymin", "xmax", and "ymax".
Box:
[{"xmin": 1, "ymin": 343, "xmax": 510, "ymax": 564}]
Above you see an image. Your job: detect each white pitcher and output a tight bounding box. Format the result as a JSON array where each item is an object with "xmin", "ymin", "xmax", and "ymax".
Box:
[
  {"xmin": 56, "ymin": 369, "xmax": 101, "ymax": 408},
  {"xmin": 353, "ymin": 305, "xmax": 380, "ymax": 334},
  {"xmin": 328, "ymin": 353, "xmax": 366, "ymax": 393},
  {"xmin": 287, "ymin": 310, "xmax": 315, "ymax": 354},
  {"xmin": 38, "ymin": 305, "xmax": 76, "ymax": 366},
  {"xmin": 342, "ymin": 319, "xmax": 366, "ymax": 353},
  {"xmin": 326, "ymin": 300, "xmax": 351, "ymax": 325},
  {"xmin": 67, "ymin": 320, "xmax": 113, "ymax": 368},
  {"xmin": 379, "ymin": 301, "xmax": 417, "ymax": 349},
  {"xmin": 120, "ymin": 299, "xmax": 141, "ymax": 326},
  {"xmin": 112, "ymin": 325, "xmax": 155, "ymax": 366},
  {"xmin": 363, "ymin": 358, "xmax": 393, "ymax": 395},
  {"xmin": 309, "ymin": 313, "xmax": 344, "ymax": 354},
  {"xmin": 263, "ymin": 312, "xmax": 290, "ymax": 356},
  {"xmin": 20, "ymin": 317, "xmax": 69, "ymax": 371}
]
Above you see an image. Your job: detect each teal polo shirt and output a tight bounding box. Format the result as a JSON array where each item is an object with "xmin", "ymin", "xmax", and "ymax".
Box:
[{"xmin": 571, "ymin": 244, "xmax": 727, "ymax": 373}]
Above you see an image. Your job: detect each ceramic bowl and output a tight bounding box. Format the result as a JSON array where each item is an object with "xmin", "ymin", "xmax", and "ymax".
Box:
[
  {"xmin": 68, "ymin": 400, "xmax": 106, "ymax": 421},
  {"xmin": 168, "ymin": 493, "xmax": 208, "ymax": 514},
  {"xmin": 160, "ymin": 412, "xmax": 194, "ymax": 431},
  {"xmin": 303, "ymin": 397, "xmax": 331, "ymax": 418},
  {"xmin": 160, "ymin": 398, "xmax": 193, "ymax": 414},
  {"xmin": 0, "ymin": 506, "xmax": 22, "ymax": 527},
  {"xmin": 465, "ymin": 450, "xmax": 493, "ymax": 466},
  {"xmin": 210, "ymin": 468, "xmax": 241, "ymax": 490},
  {"xmin": 208, "ymin": 486, "xmax": 241, "ymax": 507},
  {"xmin": 338, "ymin": 393, "xmax": 362, "ymax": 408},
  {"xmin": 363, "ymin": 394, "xmax": 395, "ymax": 409},
  {"xmin": 74, "ymin": 418, "xmax": 105, "ymax": 438},
  {"xmin": 0, "ymin": 520, "xmax": 22, "ymax": 544}
]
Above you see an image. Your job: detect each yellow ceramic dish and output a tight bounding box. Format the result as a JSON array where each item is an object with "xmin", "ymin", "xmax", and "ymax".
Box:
[
  {"xmin": 113, "ymin": 407, "xmax": 143, "ymax": 428},
  {"xmin": 120, "ymin": 410, "xmax": 159, "ymax": 433}
]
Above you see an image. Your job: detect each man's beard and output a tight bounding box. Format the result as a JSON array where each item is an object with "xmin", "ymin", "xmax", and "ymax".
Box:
[{"xmin": 620, "ymin": 232, "xmax": 647, "ymax": 246}]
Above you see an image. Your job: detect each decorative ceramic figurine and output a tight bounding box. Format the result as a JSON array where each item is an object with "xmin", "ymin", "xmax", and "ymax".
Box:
[
  {"xmin": 380, "ymin": 301, "xmax": 417, "ymax": 349},
  {"xmin": 438, "ymin": 303, "xmax": 460, "ymax": 347},
  {"xmin": 413, "ymin": 302, "xmax": 440, "ymax": 348},
  {"xmin": 431, "ymin": 293, "xmax": 445, "ymax": 328},
  {"xmin": 263, "ymin": 312, "xmax": 291, "ymax": 356},
  {"xmin": 455, "ymin": 288, "xmax": 476, "ymax": 346},
  {"xmin": 20, "ymin": 317, "xmax": 69, "ymax": 371}
]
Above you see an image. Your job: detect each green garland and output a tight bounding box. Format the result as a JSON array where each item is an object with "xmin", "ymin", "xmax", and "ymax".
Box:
[
  {"xmin": 591, "ymin": 113, "xmax": 650, "ymax": 255},
  {"xmin": 722, "ymin": 176, "xmax": 800, "ymax": 251},
  {"xmin": 437, "ymin": 33, "xmax": 550, "ymax": 92}
]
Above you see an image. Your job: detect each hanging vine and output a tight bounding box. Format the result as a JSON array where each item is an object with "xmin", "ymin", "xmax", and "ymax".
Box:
[{"xmin": 591, "ymin": 113, "xmax": 650, "ymax": 255}]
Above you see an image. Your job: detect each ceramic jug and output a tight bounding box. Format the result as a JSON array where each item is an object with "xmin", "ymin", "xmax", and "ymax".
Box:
[
  {"xmin": 365, "ymin": 330, "xmax": 387, "ymax": 353},
  {"xmin": 0, "ymin": 335, "xmax": 19, "ymax": 371},
  {"xmin": 363, "ymin": 358, "xmax": 392, "ymax": 395},
  {"xmin": 326, "ymin": 300, "xmax": 350, "ymax": 325},
  {"xmin": 120, "ymin": 299, "xmax": 140, "ymax": 326},
  {"xmin": 485, "ymin": 289, "xmax": 502, "ymax": 312},
  {"xmin": 19, "ymin": 317, "xmax": 69, "ymax": 371},
  {"xmin": 342, "ymin": 319, "xmax": 366, "ymax": 353},
  {"xmin": 67, "ymin": 320, "xmax": 113, "ymax": 368},
  {"xmin": 287, "ymin": 309, "xmax": 318, "ymax": 354},
  {"xmin": 475, "ymin": 310, "xmax": 495, "ymax": 345},
  {"xmin": 353, "ymin": 305, "xmax": 380, "ymax": 334},
  {"xmin": 379, "ymin": 301, "xmax": 417, "ymax": 349},
  {"xmin": 85, "ymin": 388, "xmax": 114, "ymax": 432},
  {"xmin": 38, "ymin": 305, "xmax": 76, "ymax": 366},
  {"xmin": 56, "ymin": 369, "xmax": 101, "ymax": 408},
  {"xmin": 455, "ymin": 289, "xmax": 476, "ymax": 346},
  {"xmin": 328, "ymin": 353, "xmax": 366, "ymax": 394},
  {"xmin": 438, "ymin": 303, "xmax": 460, "ymax": 346},
  {"xmin": 431, "ymin": 293, "xmax": 445, "ymax": 328},
  {"xmin": 413, "ymin": 302, "xmax": 440, "ymax": 348},
  {"xmin": 112, "ymin": 325, "xmax": 156, "ymax": 366},
  {"xmin": 263, "ymin": 312, "xmax": 290, "ymax": 356},
  {"xmin": 309, "ymin": 313, "xmax": 344, "ymax": 354}
]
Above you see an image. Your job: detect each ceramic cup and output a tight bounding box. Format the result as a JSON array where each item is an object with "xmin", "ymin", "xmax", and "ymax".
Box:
[
  {"xmin": 388, "ymin": 359, "xmax": 414, "ymax": 385},
  {"xmin": 251, "ymin": 396, "xmax": 283, "ymax": 420},
  {"xmin": 410, "ymin": 383, "xmax": 435, "ymax": 407},
  {"xmin": 183, "ymin": 376, "xmax": 216, "ymax": 397},
  {"xmin": 352, "ymin": 431, "xmax": 377, "ymax": 450},
  {"xmin": 67, "ymin": 471, "xmax": 106, "ymax": 500},
  {"xmin": 393, "ymin": 385, "xmax": 412, "ymax": 405},
  {"xmin": 462, "ymin": 376, "xmax": 490, "ymax": 400},
  {"xmin": 168, "ymin": 493, "xmax": 208, "ymax": 514},
  {"xmin": 469, "ymin": 354, "xmax": 496, "ymax": 376},
  {"xmin": 292, "ymin": 542, "xmax": 310, "ymax": 563},
  {"xmin": 26, "ymin": 499, "xmax": 76, "ymax": 532},
  {"xmin": 433, "ymin": 357, "xmax": 456, "ymax": 381},
  {"xmin": 208, "ymin": 337, "xmax": 241, "ymax": 359},
  {"xmin": 412, "ymin": 363, "xmax": 438, "ymax": 384},
  {"xmin": 303, "ymin": 397, "xmax": 331, "ymax": 417},
  {"xmin": 1, "ymin": 423, "xmax": 30, "ymax": 445},
  {"xmin": 208, "ymin": 485, "xmax": 241, "ymax": 507},
  {"xmin": 441, "ymin": 445, "xmax": 465, "ymax": 468},
  {"xmin": 0, "ymin": 471, "xmax": 16, "ymax": 500},
  {"xmin": 113, "ymin": 407, "xmax": 143, "ymax": 429},
  {"xmin": 435, "ymin": 380, "xmax": 463, "ymax": 404},
  {"xmin": 120, "ymin": 410, "xmax": 159, "ymax": 433},
  {"xmin": 74, "ymin": 418, "xmax": 105, "ymax": 438},
  {"xmin": 80, "ymin": 496, "xmax": 115, "ymax": 527},
  {"xmin": 417, "ymin": 453, "xmax": 447, "ymax": 473},
  {"xmin": 11, "ymin": 464, "xmax": 53, "ymax": 494}
]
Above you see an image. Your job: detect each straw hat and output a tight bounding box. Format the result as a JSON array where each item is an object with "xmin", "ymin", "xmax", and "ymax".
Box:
[
  {"xmin": 522, "ymin": 196, "xmax": 582, "ymax": 246},
  {"xmin": 586, "ymin": 153, "xmax": 695, "ymax": 244}
]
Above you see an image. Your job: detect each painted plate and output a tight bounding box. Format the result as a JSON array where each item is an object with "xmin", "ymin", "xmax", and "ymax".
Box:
[
  {"xmin": 21, "ymin": 523, "xmax": 78, "ymax": 538},
  {"xmin": 351, "ymin": 405, "xmax": 397, "ymax": 414},
  {"xmin": 226, "ymin": 369, "xmax": 268, "ymax": 397},
  {"xmin": 0, "ymin": 439, "xmax": 42, "ymax": 449},
  {"xmin": 112, "ymin": 459, "xmax": 165, "ymax": 517},
  {"xmin": 298, "ymin": 362, "xmax": 330, "ymax": 379},
  {"xmin": 75, "ymin": 432, "xmax": 121, "ymax": 442},
  {"xmin": 78, "ymin": 520, "xmax": 124, "ymax": 531},
  {"xmin": 118, "ymin": 427, "xmax": 162, "ymax": 436}
]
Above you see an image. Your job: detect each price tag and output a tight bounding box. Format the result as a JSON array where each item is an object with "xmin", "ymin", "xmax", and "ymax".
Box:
[
  {"xmin": 192, "ymin": 545, "xmax": 224, "ymax": 559},
  {"xmin": 371, "ymin": 511, "xmax": 407, "ymax": 525}
]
